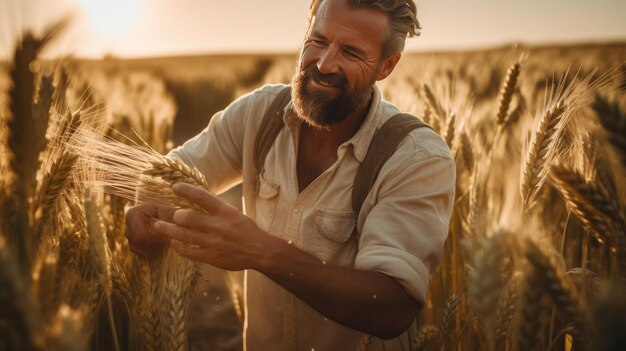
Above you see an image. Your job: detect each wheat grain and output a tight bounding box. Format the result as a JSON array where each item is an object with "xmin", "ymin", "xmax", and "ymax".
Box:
[{"xmin": 144, "ymin": 157, "xmax": 209, "ymax": 189}]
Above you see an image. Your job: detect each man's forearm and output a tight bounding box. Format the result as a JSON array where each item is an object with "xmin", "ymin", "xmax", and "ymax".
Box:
[{"xmin": 254, "ymin": 233, "xmax": 420, "ymax": 339}]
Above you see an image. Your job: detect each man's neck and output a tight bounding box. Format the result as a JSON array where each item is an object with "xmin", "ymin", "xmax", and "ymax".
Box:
[{"xmin": 296, "ymin": 95, "xmax": 372, "ymax": 192}]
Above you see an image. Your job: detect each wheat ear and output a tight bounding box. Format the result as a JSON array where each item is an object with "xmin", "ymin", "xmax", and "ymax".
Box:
[
  {"xmin": 34, "ymin": 151, "xmax": 78, "ymax": 236},
  {"xmin": 494, "ymin": 274, "xmax": 520, "ymax": 350},
  {"xmin": 422, "ymin": 83, "xmax": 446, "ymax": 121},
  {"xmin": 592, "ymin": 95, "xmax": 626, "ymax": 167},
  {"xmin": 520, "ymin": 67, "xmax": 619, "ymax": 209},
  {"xmin": 413, "ymin": 324, "xmax": 438, "ymax": 351},
  {"xmin": 496, "ymin": 61, "xmax": 521, "ymax": 127},
  {"xmin": 522, "ymin": 237, "xmax": 594, "ymax": 350},
  {"xmin": 520, "ymin": 100, "xmax": 568, "ymax": 208},
  {"xmin": 550, "ymin": 164, "xmax": 625, "ymax": 253},
  {"xmin": 443, "ymin": 113, "xmax": 457, "ymax": 147},
  {"xmin": 515, "ymin": 260, "xmax": 549, "ymax": 351},
  {"xmin": 6, "ymin": 32, "xmax": 44, "ymax": 271},
  {"xmin": 356, "ymin": 335, "xmax": 374, "ymax": 351},
  {"xmin": 439, "ymin": 294, "xmax": 460, "ymax": 346},
  {"xmin": 160, "ymin": 250, "xmax": 201, "ymax": 351},
  {"xmin": 469, "ymin": 232, "xmax": 508, "ymax": 322}
]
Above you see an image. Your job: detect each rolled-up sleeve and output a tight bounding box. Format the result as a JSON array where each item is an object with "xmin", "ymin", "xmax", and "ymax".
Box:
[{"xmin": 355, "ymin": 138, "xmax": 456, "ymax": 304}]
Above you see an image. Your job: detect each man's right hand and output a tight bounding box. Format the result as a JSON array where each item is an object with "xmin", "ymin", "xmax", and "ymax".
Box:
[{"xmin": 125, "ymin": 203, "xmax": 177, "ymax": 258}]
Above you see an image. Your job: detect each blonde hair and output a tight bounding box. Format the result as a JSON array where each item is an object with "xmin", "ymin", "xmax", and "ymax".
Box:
[{"xmin": 308, "ymin": 0, "xmax": 421, "ymax": 56}]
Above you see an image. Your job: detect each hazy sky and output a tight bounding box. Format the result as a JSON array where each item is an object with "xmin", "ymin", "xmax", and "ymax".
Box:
[{"xmin": 1, "ymin": 0, "xmax": 625, "ymax": 58}]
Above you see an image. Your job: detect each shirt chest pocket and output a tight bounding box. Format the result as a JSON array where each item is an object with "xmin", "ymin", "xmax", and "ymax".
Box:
[
  {"xmin": 309, "ymin": 208, "xmax": 357, "ymax": 264},
  {"xmin": 255, "ymin": 173, "xmax": 279, "ymax": 231}
]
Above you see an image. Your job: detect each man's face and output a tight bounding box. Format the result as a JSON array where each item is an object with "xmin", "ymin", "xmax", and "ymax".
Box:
[{"xmin": 291, "ymin": 0, "xmax": 392, "ymax": 129}]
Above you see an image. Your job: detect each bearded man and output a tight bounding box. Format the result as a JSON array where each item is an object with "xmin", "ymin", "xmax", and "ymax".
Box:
[{"xmin": 125, "ymin": 0, "xmax": 456, "ymax": 350}]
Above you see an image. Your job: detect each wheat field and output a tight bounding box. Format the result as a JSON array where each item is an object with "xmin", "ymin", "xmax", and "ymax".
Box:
[{"xmin": 0, "ymin": 21, "xmax": 625, "ymax": 351}]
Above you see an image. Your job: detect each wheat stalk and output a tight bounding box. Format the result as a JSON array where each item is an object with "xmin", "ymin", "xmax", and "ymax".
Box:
[{"xmin": 0, "ymin": 235, "xmax": 43, "ymax": 350}]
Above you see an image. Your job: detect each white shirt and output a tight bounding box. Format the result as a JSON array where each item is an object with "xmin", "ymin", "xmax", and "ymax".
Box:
[{"xmin": 169, "ymin": 84, "xmax": 456, "ymax": 351}]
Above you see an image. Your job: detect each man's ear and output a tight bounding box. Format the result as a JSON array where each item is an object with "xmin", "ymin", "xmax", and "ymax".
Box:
[{"xmin": 376, "ymin": 53, "xmax": 401, "ymax": 81}]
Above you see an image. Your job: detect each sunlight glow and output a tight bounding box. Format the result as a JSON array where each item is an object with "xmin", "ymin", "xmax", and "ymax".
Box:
[{"xmin": 77, "ymin": 0, "xmax": 142, "ymax": 38}]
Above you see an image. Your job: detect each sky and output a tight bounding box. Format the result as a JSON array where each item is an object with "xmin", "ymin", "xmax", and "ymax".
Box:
[{"xmin": 1, "ymin": 0, "xmax": 625, "ymax": 59}]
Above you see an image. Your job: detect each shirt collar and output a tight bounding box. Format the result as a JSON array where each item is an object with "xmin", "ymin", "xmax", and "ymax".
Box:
[{"xmin": 282, "ymin": 85, "xmax": 383, "ymax": 163}]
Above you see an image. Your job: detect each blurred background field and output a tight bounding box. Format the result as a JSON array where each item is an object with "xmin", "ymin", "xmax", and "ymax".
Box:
[{"xmin": 1, "ymin": 1, "xmax": 626, "ymax": 350}]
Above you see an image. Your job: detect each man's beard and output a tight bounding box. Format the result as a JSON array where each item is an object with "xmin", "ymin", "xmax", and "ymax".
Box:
[{"xmin": 290, "ymin": 62, "xmax": 375, "ymax": 129}]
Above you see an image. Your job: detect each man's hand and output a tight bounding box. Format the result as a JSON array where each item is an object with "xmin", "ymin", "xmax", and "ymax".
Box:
[
  {"xmin": 151, "ymin": 182, "xmax": 271, "ymax": 271},
  {"xmin": 151, "ymin": 183, "xmax": 418, "ymax": 339},
  {"xmin": 125, "ymin": 203, "xmax": 177, "ymax": 258}
]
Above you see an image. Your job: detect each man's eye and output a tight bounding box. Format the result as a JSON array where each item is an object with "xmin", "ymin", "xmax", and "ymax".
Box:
[
  {"xmin": 343, "ymin": 50, "xmax": 359, "ymax": 59},
  {"xmin": 307, "ymin": 39, "xmax": 325, "ymax": 46}
]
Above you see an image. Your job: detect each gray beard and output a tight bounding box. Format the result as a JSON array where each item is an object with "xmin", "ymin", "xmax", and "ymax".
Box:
[{"xmin": 290, "ymin": 63, "xmax": 374, "ymax": 129}]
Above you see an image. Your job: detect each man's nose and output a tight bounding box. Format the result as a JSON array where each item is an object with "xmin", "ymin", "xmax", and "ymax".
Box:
[{"xmin": 316, "ymin": 46, "xmax": 340, "ymax": 75}]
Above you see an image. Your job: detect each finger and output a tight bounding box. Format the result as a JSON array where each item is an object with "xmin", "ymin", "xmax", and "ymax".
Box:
[
  {"xmin": 155, "ymin": 204, "xmax": 177, "ymax": 221},
  {"xmin": 171, "ymin": 239, "xmax": 207, "ymax": 261},
  {"xmin": 172, "ymin": 182, "xmax": 223, "ymax": 214},
  {"xmin": 172, "ymin": 209, "xmax": 212, "ymax": 232},
  {"xmin": 152, "ymin": 220, "xmax": 208, "ymax": 246}
]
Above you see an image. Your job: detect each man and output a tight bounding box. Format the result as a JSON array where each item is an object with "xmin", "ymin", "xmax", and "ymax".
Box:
[{"xmin": 125, "ymin": 0, "xmax": 456, "ymax": 350}]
